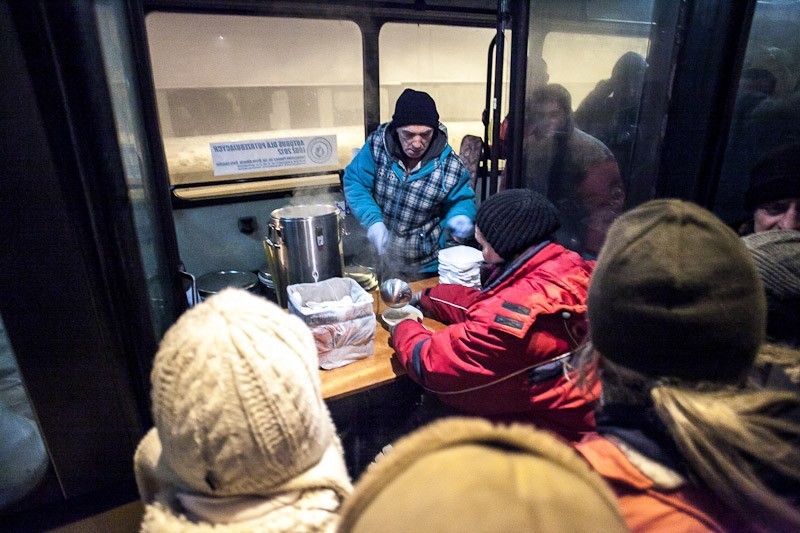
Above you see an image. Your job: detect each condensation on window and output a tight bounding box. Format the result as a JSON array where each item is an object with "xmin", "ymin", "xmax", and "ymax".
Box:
[
  {"xmin": 379, "ymin": 23, "xmax": 508, "ymax": 154},
  {"xmin": 145, "ymin": 13, "xmax": 365, "ymax": 188},
  {"xmin": 542, "ymin": 32, "xmax": 649, "ymax": 109}
]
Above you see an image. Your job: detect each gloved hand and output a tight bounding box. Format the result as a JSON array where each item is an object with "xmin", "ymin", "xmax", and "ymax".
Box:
[
  {"xmin": 409, "ymin": 291, "xmax": 423, "ymax": 308},
  {"xmin": 447, "ymin": 215, "xmax": 474, "ymax": 240},
  {"xmin": 367, "ymin": 222, "xmax": 389, "ymax": 255}
]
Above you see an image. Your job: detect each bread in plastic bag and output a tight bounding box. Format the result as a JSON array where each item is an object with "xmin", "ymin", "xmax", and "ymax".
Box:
[{"xmin": 287, "ymin": 277, "xmax": 376, "ymax": 369}]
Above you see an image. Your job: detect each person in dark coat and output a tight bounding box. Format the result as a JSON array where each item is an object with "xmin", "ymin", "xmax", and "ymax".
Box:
[
  {"xmin": 740, "ymin": 143, "xmax": 800, "ymax": 234},
  {"xmin": 574, "ymin": 51, "xmax": 647, "ymax": 188},
  {"xmin": 523, "ymin": 84, "xmax": 624, "ymax": 258}
]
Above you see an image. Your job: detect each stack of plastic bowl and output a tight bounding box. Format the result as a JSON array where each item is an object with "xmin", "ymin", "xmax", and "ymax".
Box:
[{"xmin": 438, "ymin": 245, "xmax": 483, "ymax": 288}]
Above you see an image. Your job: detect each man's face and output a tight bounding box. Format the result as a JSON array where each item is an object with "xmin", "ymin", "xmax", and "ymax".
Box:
[
  {"xmin": 475, "ymin": 227, "xmax": 504, "ymax": 264},
  {"xmin": 576, "ymin": 159, "xmax": 625, "ymax": 256},
  {"xmin": 397, "ymin": 125, "xmax": 435, "ymax": 161},
  {"xmin": 754, "ymin": 198, "xmax": 800, "ymax": 232},
  {"xmin": 532, "ymin": 99, "xmax": 567, "ymax": 139}
]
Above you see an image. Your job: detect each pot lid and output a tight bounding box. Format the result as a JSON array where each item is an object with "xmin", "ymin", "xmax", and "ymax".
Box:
[
  {"xmin": 257, "ymin": 263, "xmax": 275, "ymax": 288},
  {"xmin": 270, "ymin": 204, "xmax": 338, "ymax": 220},
  {"xmin": 196, "ymin": 270, "xmax": 258, "ymax": 296}
]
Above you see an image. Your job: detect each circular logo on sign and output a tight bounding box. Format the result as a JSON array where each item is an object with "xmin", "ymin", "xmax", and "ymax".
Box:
[{"xmin": 307, "ymin": 137, "xmax": 333, "ymax": 164}]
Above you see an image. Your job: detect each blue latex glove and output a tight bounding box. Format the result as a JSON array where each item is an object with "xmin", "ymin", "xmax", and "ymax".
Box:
[
  {"xmin": 447, "ymin": 215, "xmax": 474, "ymax": 239},
  {"xmin": 367, "ymin": 222, "xmax": 389, "ymax": 255}
]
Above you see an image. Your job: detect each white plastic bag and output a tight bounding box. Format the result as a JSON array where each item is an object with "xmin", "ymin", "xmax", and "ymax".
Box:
[{"xmin": 287, "ymin": 277, "xmax": 376, "ymax": 369}]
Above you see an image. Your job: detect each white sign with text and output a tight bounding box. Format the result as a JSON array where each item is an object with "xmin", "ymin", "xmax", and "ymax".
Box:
[{"xmin": 210, "ymin": 135, "xmax": 338, "ymax": 176}]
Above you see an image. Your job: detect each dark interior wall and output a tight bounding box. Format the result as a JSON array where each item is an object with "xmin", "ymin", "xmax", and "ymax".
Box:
[{"xmin": 0, "ymin": 0, "xmax": 149, "ymax": 510}]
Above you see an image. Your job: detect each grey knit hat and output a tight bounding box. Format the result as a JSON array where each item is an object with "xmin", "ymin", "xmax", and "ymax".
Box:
[
  {"xmin": 743, "ymin": 230, "xmax": 800, "ymax": 343},
  {"xmin": 149, "ymin": 288, "xmax": 336, "ymax": 496},
  {"xmin": 588, "ymin": 199, "xmax": 766, "ymax": 383},
  {"xmin": 475, "ymin": 189, "xmax": 561, "ymax": 260}
]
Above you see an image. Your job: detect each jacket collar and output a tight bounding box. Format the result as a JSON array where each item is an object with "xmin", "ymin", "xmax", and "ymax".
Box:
[
  {"xmin": 481, "ymin": 240, "xmax": 554, "ymax": 293},
  {"xmin": 383, "ymin": 122, "xmax": 449, "ymax": 170},
  {"xmin": 595, "ymin": 403, "xmax": 687, "ymax": 476}
]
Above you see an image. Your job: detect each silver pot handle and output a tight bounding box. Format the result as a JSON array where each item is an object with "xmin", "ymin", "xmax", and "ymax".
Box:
[{"xmin": 266, "ymin": 222, "xmax": 281, "ymax": 247}]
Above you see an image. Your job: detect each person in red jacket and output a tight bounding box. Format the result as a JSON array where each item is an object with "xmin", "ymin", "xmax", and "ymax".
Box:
[{"xmin": 390, "ymin": 189, "xmax": 599, "ymax": 442}]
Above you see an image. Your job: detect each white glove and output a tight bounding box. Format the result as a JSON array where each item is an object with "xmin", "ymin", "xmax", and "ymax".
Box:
[
  {"xmin": 447, "ymin": 215, "xmax": 474, "ymax": 239},
  {"xmin": 367, "ymin": 222, "xmax": 389, "ymax": 255}
]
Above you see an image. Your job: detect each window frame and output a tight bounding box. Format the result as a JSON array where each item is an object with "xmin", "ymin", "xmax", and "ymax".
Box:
[{"xmin": 141, "ymin": 0, "xmax": 497, "ymax": 207}]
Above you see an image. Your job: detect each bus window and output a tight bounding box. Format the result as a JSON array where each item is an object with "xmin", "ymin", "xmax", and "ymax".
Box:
[
  {"xmin": 714, "ymin": 1, "xmax": 800, "ymax": 233},
  {"xmin": 379, "ymin": 23, "xmax": 506, "ymax": 154},
  {"xmin": 542, "ymin": 32, "xmax": 649, "ymax": 111},
  {"xmin": 523, "ymin": 6, "xmax": 656, "ymax": 260},
  {"xmin": 145, "ymin": 13, "xmax": 364, "ymax": 197}
]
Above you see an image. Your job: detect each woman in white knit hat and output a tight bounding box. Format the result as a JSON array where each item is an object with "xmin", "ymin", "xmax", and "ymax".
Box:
[{"xmin": 134, "ymin": 289, "xmax": 352, "ymax": 532}]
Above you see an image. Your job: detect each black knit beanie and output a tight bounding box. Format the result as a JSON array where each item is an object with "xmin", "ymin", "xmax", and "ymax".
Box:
[
  {"xmin": 392, "ymin": 89, "xmax": 440, "ymax": 129},
  {"xmin": 475, "ymin": 189, "xmax": 560, "ymax": 260},
  {"xmin": 745, "ymin": 143, "xmax": 800, "ymax": 209},
  {"xmin": 588, "ymin": 199, "xmax": 766, "ymax": 383}
]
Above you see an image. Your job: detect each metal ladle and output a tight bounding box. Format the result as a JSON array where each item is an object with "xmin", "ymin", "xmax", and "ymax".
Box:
[{"xmin": 379, "ymin": 278, "xmax": 412, "ymax": 308}]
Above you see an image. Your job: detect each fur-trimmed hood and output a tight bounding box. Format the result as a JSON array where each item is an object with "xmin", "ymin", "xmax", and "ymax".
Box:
[
  {"xmin": 337, "ymin": 417, "xmax": 626, "ymax": 532},
  {"xmin": 135, "ymin": 428, "xmax": 352, "ymax": 532}
]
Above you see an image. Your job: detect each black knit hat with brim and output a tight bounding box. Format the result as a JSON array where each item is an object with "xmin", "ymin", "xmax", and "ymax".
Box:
[
  {"xmin": 392, "ymin": 89, "xmax": 440, "ymax": 129},
  {"xmin": 475, "ymin": 189, "xmax": 560, "ymax": 260},
  {"xmin": 745, "ymin": 143, "xmax": 800, "ymax": 210}
]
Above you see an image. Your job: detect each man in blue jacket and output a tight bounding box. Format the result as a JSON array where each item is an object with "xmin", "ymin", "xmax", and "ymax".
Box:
[{"xmin": 343, "ymin": 89, "xmax": 476, "ymax": 277}]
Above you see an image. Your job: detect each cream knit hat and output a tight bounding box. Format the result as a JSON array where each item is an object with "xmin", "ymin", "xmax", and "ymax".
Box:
[{"xmin": 150, "ymin": 288, "xmax": 335, "ymax": 497}]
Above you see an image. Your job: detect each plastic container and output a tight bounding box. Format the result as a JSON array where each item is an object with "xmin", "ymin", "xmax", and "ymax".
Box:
[
  {"xmin": 381, "ymin": 304, "xmax": 423, "ymax": 327},
  {"xmin": 287, "ymin": 277, "xmax": 375, "ymax": 369}
]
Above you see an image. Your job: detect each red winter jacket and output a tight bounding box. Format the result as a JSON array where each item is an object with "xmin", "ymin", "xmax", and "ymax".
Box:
[{"xmin": 392, "ymin": 242, "xmax": 600, "ymax": 442}]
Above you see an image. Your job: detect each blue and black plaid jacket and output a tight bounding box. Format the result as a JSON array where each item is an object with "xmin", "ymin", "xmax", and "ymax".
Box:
[{"xmin": 344, "ymin": 122, "xmax": 476, "ymax": 271}]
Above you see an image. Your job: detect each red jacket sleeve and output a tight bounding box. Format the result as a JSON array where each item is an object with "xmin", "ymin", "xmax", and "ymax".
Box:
[
  {"xmin": 392, "ymin": 297, "xmax": 553, "ymax": 392},
  {"xmin": 420, "ymin": 284, "xmax": 482, "ymax": 324}
]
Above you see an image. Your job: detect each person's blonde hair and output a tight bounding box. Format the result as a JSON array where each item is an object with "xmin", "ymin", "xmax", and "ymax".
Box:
[{"xmin": 598, "ymin": 355, "xmax": 800, "ymax": 530}]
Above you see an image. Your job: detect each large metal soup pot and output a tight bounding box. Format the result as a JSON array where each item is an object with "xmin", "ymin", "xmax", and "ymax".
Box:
[{"xmin": 263, "ymin": 204, "xmax": 344, "ymax": 307}]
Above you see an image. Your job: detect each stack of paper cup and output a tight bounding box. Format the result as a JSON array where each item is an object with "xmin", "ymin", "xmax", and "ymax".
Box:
[{"xmin": 438, "ymin": 245, "xmax": 483, "ymax": 288}]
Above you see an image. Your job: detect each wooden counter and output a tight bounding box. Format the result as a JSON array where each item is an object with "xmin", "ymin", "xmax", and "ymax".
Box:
[{"xmin": 321, "ymin": 277, "xmax": 443, "ymax": 401}]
